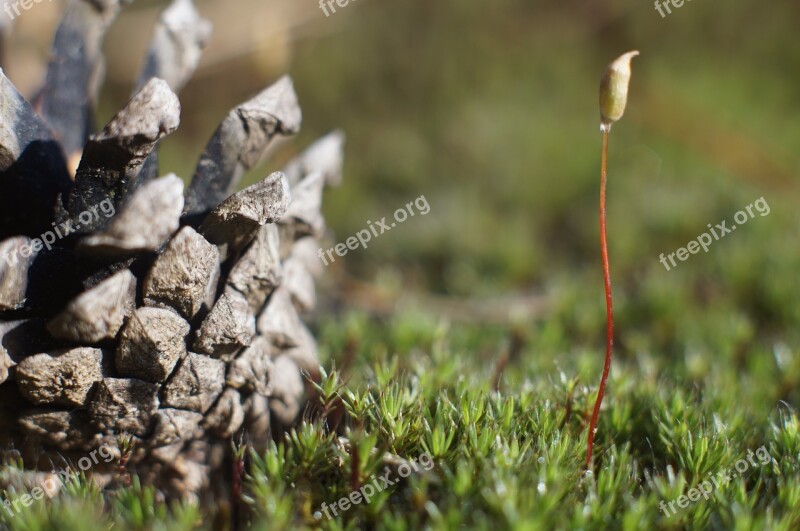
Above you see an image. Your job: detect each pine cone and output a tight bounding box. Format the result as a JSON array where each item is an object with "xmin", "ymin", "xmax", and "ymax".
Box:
[{"xmin": 0, "ymin": 0, "xmax": 343, "ymax": 498}]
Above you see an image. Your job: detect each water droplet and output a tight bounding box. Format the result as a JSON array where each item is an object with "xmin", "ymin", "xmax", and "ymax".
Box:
[{"xmin": 497, "ymin": 482, "xmax": 507, "ymax": 496}]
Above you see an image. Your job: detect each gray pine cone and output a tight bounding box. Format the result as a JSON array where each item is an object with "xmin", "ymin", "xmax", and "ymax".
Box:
[{"xmin": 0, "ymin": 0, "xmax": 344, "ymax": 499}]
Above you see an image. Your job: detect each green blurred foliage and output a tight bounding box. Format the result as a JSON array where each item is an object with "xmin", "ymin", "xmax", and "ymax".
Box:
[{"xmin": 277, "ymin": 0, "xmax": 800, "ymax": 299}]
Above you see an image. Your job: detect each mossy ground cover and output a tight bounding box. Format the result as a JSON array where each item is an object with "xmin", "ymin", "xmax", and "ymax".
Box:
[{"xmin": 2, "ymin": 303, "xmax": 799, "ymax": 529}]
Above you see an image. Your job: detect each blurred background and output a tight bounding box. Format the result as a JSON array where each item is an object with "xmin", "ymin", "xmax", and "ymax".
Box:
[{"xmin": 4, "ymin": 0, "xmax": 799, "ymax": 383}]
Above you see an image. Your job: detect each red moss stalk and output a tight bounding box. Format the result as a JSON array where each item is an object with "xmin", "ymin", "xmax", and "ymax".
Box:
[
  {"xmin": 586, "ymin": 50, "xmax": 638, "ymax": 470},
  {"xmin": 586, "ymin": 130, "xmax": 613, "ymax": 469}
]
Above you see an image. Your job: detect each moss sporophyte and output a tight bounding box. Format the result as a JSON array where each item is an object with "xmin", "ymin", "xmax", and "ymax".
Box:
[{"xmin": 586, "ymin": 50, "xmax": 639, "ymax": 471}]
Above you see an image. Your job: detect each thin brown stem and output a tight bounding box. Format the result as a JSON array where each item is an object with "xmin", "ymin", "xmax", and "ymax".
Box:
[{"xmin": 586, "ymin": 129, "xmax": 614, "ymax": 470}]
